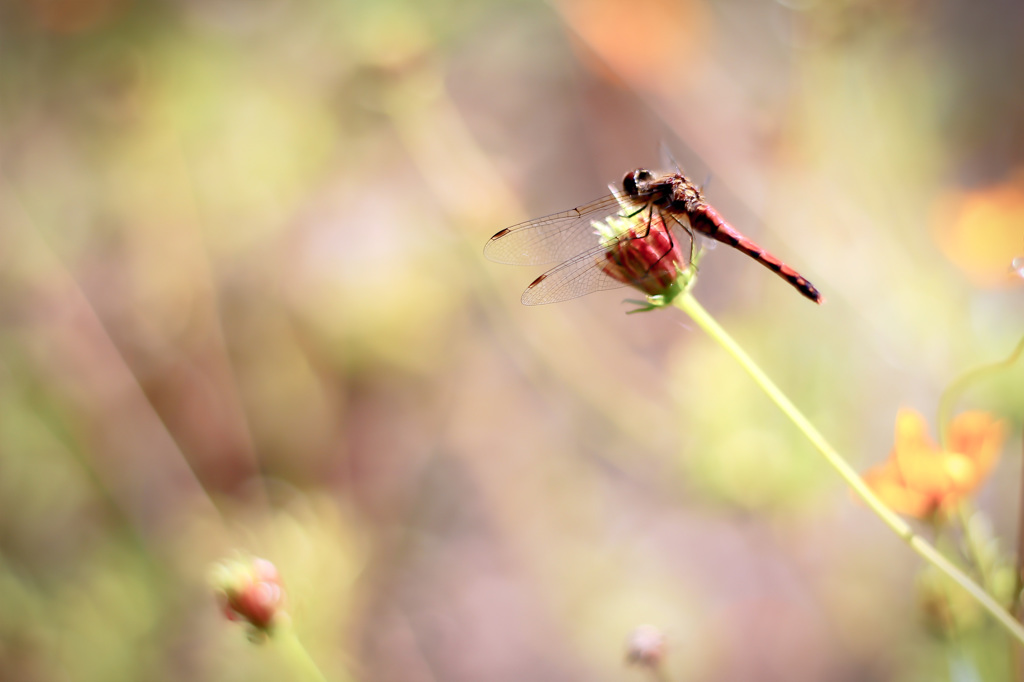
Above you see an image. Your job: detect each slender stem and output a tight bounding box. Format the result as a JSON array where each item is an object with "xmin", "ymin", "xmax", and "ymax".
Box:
[
  {"xmin": 1016, "ymin": 428, "xmax": 1024, "ymax": 616},
  {"xmin": 1014, "ymin": 428, "xmax": 1024, "ymax": 682},
  {"xmin": 937, "ymin": 335, "xmax": 1024, "ymax": 446},
  {"xmin": 649, "ymin": 666, "xmax": 671, "ymax": 682},
  {"xmin": 955, "ymin": 502, "xmax": 992, "ymax": 591},
  {"xmin": 673, "ymin": 292, "xmax": 1024, "ymax": 646},
  {"xmin": 277, "ymin": 626, "xmax": 331, "ymax": 682}
]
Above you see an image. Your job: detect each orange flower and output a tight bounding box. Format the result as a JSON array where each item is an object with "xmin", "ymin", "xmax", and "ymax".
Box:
[
  {"xmin": 863, "ymin": 408, "xmax": 1004, "ymax": 518},
  {"xmin": 931, "ymin": 172, "xmax": 1024, "ymax": 288}
]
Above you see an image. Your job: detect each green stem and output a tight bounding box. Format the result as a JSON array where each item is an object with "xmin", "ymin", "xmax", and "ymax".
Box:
[
  {"xmin": 673, "ymin": 292, "xmax": 1024, "ymax": 646},
  {"xmin": 937, "ymin": 334, "xmax": 1024, "ymax": 447},
  {"xmin": 277, "ymin": 626, "xmax": 331, "ymax": 682},
  {"xmin": 955, "ymin": 502, "xmax": 992, "ymax": 591}
]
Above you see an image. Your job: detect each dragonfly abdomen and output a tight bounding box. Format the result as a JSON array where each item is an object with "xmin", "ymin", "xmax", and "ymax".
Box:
[{"xmin": 689, "ymin": 205, "xmax": 823, "ymax": 304}]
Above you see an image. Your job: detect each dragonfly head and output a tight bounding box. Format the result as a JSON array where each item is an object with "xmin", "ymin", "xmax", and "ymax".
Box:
[{"xmin": 622, "ymin": 168, "xmax": 655, "ymax": 198}]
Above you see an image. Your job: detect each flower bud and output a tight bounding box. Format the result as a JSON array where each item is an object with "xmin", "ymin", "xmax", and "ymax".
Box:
[
  {"xmin": 211, "ymin": 555, "xmax": 285, "ymax": 635},
  {"xmin": 625, "ymin": 624, "xmax": 666, "ymax": 669},
  {"xmin": 600, "ymin": 213, "xmax": 688, "ymax": 299}
]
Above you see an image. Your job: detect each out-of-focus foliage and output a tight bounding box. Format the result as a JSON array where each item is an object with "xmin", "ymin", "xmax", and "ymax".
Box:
[{"xmin": 0, "ymin": 0, "xmax": 1022, "ymax": 680}]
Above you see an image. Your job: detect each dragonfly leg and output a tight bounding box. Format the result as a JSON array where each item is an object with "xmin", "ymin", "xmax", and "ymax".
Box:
[{"xmin": 662, "ymin": 213, "xmax": 696, "ymax": 268}]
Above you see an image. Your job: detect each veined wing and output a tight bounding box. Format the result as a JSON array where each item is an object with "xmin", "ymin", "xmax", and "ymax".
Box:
[
  {"xmin": 521, "ymin": 210, "xmax": 693, "ymax": 305},
  {"xmin": 484, "ymin": 193, "xmax": 638, "ymax": 266},
  {"xmin": 519, "ymin": 239, "xmax": 629, "ymax": 305}
]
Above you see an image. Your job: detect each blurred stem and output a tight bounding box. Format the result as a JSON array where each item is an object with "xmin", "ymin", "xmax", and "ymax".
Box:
[
  {"xmin": 277, "ymin": 627, "xmax": 331, "ymax": 682},
  {"xmin": 1016, "ymin": 428, "xmax": 1024, "ymax": 615},
  {"xmin": 936, "ymin": 335, "xmax": 1024, "ymax": 447},
  {"xmin": 673, "ymin": 292, "xmax": 1024, "ymax": 647},
  {"xmin": 1015, "ymin": 428, "xmax": 1024, "ymax": 682},
  {"xmin": 955, "ymin": 502, "xmax": 992, "ymax": 592},
  {"xmin": 650, "ymin": 667, "xmax": 671, "ymax": 682}
]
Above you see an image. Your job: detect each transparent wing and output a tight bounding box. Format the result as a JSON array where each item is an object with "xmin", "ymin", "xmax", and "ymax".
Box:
[
  {"xmin": 520, "ymin": 213, "xmax": 692, "ymax": 305},
  {"xmin": 520, "ymin": 242, "xmax": 628, "ymax": 305},
  {"xmin": 484, "ymin": 193, "xmax": 635, "ymax": 266}
]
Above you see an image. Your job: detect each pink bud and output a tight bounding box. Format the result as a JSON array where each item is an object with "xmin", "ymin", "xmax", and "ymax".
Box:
[
  {"xmin": 625, "ymin": 624, "xmax": 666, "ymax": 668},
  {"xmin": 211, "ymin": 555, "xmax": 285, "ymax": 634}
]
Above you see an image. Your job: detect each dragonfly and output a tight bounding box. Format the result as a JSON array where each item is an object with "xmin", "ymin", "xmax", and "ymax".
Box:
[{"xmin": 485, "ymin": 168, "xmax": 823, "ymax": 306}]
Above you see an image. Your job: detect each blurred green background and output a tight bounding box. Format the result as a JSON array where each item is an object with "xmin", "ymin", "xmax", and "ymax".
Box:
[{"xmin": 1, "ymin": 0, "xmax": 1023, "ymax": 680}]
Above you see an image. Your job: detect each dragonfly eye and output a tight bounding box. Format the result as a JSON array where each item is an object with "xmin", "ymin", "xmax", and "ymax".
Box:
[
  {"xmin": 622, "ymin": 173, "xmax": 637, "ymax": 196},
  {"xmin": 623, "ymin": 168, "xmax": 652, "ymax": 197}
]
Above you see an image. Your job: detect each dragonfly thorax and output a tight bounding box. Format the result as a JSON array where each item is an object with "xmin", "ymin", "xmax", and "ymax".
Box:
[{"xmin": 623, "ymin": 168, "xmax": 686, "ymax": 210}]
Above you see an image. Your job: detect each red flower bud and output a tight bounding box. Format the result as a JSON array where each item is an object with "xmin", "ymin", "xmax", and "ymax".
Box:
[
  {"xmin": 599, "ymin": 212, "xmax": 688, "ymax": 298},
  {"xmin": 212, "ymin": 556, "xmax": 285, "ymax": 635}
]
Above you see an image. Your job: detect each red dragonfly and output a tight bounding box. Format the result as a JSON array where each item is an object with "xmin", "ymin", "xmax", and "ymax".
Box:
[{"xmin": 485, "ymin": 169, "xmax": 823, "ymax": 305}]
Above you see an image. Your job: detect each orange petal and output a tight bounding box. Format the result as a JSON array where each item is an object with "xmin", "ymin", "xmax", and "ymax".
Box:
[
  {"xmin": 892, "ymin": 409, "xmax": 951, "ymax": 496},
  {"xmin": 948, "ymin": 411, "xmax": 1005, "ymax": 481},
  {"xmin": 862, "ymin": 459, "xmax": 903, "ymax": 485},
  {"xmin": 931, "ymin": 176, "xmax": 1024, "ymax": 288},
  {"xmin": 941, "ymin": 452, "xmax": 979, "ymax": 495},
  {"xmin": 863, "ymin": 462, "xmax": 936, "ymax": 518},
  {"xmin": 894, "ymin": 408, "xmax": 938, "ymax": 453},
  {"xmin": 897, "ymin": 447, "xmax": 954, "ymax": 497}
]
